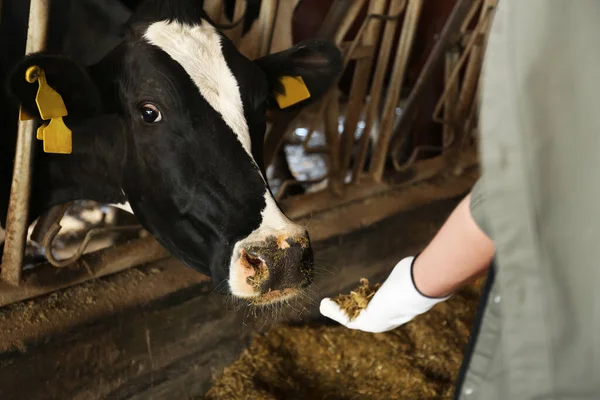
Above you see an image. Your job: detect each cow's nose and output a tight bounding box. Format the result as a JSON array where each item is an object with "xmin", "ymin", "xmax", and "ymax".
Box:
[{"xmin": 240, "ymin": 232, "xmax": 314, "ymax": 294}]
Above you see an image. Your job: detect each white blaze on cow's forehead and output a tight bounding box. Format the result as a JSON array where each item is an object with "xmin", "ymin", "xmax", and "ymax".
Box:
[
  {"xmin": 260, "ymin": 192, "xmax": 300, "ymax": 233},
  {"xmin": 144, "ymin": 20, "xmax": 253, "ymax": 158}
]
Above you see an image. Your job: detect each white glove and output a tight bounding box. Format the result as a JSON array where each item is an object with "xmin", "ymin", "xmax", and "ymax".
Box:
[{"xmin": 319, "ymin": 256, "xmax": 451, "ymax": 333}]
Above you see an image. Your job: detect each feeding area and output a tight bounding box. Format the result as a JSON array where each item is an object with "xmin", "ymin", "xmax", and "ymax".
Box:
[
  {"xmin": 205, "ymin": 280, "xmax": 483, "ymax": 400},
  {"xmin": 0, "ymin": 0, "xmax": 495, "ymax": 398}
]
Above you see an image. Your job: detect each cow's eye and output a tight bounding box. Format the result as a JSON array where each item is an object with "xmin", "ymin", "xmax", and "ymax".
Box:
[{"xmin": 140, "ymin": 103, "xmax": 162, "ymax": 123}]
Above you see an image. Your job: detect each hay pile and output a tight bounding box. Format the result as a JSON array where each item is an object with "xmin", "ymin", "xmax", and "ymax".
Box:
[{"xmin": 204, "ymin": 280, "xmax": 483, "ymax": 400}]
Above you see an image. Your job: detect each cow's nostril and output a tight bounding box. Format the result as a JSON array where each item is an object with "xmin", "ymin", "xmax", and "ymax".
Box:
[
  {"xmin": 239, "ymin": 249, "xmax": 269, "ymax": 289},
  {"xmin": 240, "ymin": 249, "xmax": 262, "ymax": 268}
]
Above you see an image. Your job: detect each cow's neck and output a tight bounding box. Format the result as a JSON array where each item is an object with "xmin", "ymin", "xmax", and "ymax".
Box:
[{"xmin": 30, "ymin": 116, "xmax": 127, "ymax": 220}]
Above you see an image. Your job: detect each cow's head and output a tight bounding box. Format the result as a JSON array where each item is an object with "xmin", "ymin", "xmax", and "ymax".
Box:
[{"xmin": 7, "ymin": 0, "xmax": 342, "ymax": 304}]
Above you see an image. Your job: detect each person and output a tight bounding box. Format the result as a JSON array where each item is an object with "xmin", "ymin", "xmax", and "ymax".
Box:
[{"xmin": 320, "ymin": 1, "xmax": 600, "ymax": 399}]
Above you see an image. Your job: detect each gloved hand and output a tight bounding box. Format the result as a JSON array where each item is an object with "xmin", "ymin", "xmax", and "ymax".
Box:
[{"xmin": 319, "ymin": 256, "xmax": 451, "ymax": 333}]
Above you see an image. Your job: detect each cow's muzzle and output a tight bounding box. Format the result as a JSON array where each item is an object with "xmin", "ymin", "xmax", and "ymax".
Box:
[{"xmin": 229, "ymin": 230, "xmax": 314, "ymax": 304}]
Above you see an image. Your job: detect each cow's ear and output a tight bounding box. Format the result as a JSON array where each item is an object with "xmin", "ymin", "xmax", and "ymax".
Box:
[
  {"xmin": 254, "ymin": 40, "xmax": 343, "ymax": 110},
  {"xmin": 7, "ymin": 53, "xmax": 102, "ymax": 121}
]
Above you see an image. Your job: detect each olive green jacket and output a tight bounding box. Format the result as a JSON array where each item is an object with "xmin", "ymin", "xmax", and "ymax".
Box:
[{"xmin": 457, "ymin": 1, "xmax": 600, "ymax": 399}]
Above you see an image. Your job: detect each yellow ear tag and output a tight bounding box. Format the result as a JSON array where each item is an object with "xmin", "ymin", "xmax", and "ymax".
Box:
[
  {"xmin": 40, "ymin": 118, "xmax": 72, "ymax": 154},
  {"xmin": 36, "ymin": 124, "xmax": 46, "ymax": 140},
  {"xmin": 275, "ymin": 76, "xmax": 311, "ymax": 109},
  {"xmin": 26, "ymin": 66, "xmax": 68, "ymax": 120},
  {"xmin": 25, "ymin": 66, "xmax": 72, "ymax": 154}
]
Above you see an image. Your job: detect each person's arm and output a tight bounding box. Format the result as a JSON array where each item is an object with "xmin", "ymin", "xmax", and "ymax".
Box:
[
  {"xmin": 412, "ymin": 193, "xmax": 495, "ymax": 298},
  {"xmin": 319, "ymin": 192, "xmax": 495, "ymax": 333}
]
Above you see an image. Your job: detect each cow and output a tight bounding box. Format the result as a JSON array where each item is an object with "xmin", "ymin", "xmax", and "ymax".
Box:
[{"xmin": 0, "ymin": 0, "xmax": 342, "ymax": 305}]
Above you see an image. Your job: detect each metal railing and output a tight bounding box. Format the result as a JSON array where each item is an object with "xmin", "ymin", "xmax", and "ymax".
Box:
[
  {"xmin": 266, "ymin": 0, "xmax": 497, "ymax": 218},
  {"xmin": 2, "ymin": 0, "xmax": 50, "ymax": 286}
]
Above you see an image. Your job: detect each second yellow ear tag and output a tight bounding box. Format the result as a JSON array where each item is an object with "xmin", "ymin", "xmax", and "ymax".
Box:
[
  {"xmin": 36, "ymin": 124, "xmax": 45, "ymax": 140},
  {"xmin": 40, "ymin": 118, "xmax": 72, "ymax": 154},
  {"xmin": 275, "ymin": 76, "xmax": 311, "ymax": 109}
]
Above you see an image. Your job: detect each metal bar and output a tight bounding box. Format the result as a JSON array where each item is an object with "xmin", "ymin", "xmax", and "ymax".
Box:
[
  {"xmin": 450, "ymin": 85, "xmax": 481, "ymax": 176},
  {"xmin": 1, "ymin": 119, "xmax": 36, "ymax": 284},
  {"xmin": 444, "ymin": 0, "xmax": 496, "ymax": 172},
  {"xmin": 339, "ymin": 43, "xmax": 373, "ymax": 60},
  {"xmin": 237, "ymin": 0, "xmax": 276, "ymax": 59},
  {"xmin": 232, "ymin": 0, "xmax": 246, "ymax": 38},
  {"xmin": 0, "ymin": 236, "xmax": 170, "ymax": 308},
  {"xmin": 299, "ymin": 0, "xmax": 370, "ymax": 194},
  {"xmin": 43, "ymin": 224, "xmax": 143, "ymax": 268},
  {"xmin": 453, "ymin": 0, "xmax": 496, "ymax": 138},
  {"xmin": 385, "ymin": 0, "xmax": 478, "ymax": 179},
  {"xmin": 30, "ymin": 203, "xmax": 71, "ymax": 245},
  {"xmin": 287, "ymin": 1, "xmax": 371, "ymax": 160},
  {"xmin": 262, "ymin": 108, "xmax": 302, "ymax": 167},
  {"xmin": 433, "ymin": 0, "xmax": 494, "ymax": 127},
  {"xmin": 221, "ymin": 0, "xmax": 247, "ymax": 45},
  {"xmin": 323, "ymin": 91, "xmax": 343, "ymax": 195},
  {"xmin": 351, "ymin": 0, "xmax": 408, "ymax": 183},
  {"xmin": 297, "ymin": 2, "xmax": 404, "ymax": 188},
  {"xmin": 300, "ymin": 8, "xmax": 375, "ymax": 157},
  {"xmin": 282, "ymin": 147, "xmax": 479, "ymax": 221},
  {"xmin": 203, "ymin": 0, "xmax": 220, "ymax": 23},
  {"xmin": 1, "ymin": 0, "xmax": 50, "ymax": 286},
  {"xmin": 268, "ymin": 0, "xmax": 300, "ymax": 54},
  {"xmin": 431, "ymin": 32, "xmax": 477, "ymax": 126},
  {"xmin": 331, "ymin": 0, "xmax": 369, "ymax": 43},
  {"xmin": 316, "ymin": 0, "xmax": 357, "ymax": 41},
  {"xmin": 442, "ymin": 50, "xmax": 460, "ymax": 148},
  {"xmin": 258, "ymin": 0, "xmax": 279, "ymax": 58},
  {"xmin": 337, "ymin": 0, "xmax": 388, "ymax": 186},
  {"xmin": 275, "ymin": 176, "xmax": 327, "ymax": 202},
  {"xmin": 460, "ymin": 0, "xmax": 483, "ymax": 34},
  {"xmin": 368, "ymin": 0, "xmax": 423, "ymax": 183}
]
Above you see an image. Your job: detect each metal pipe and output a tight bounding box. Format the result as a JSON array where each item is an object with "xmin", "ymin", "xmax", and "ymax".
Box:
[
  {"xmin": 384, "ymin": 0, "xmax": 478, "ymax": 181},
  {"xmin": 0, "ymin": 237, "xmax": 170, "ymax": 308},
  {"xmin": 431, "ymin": 2, "xmax": 495, "ymax": 127},
  {"xmin": 1, "ymin": 0, "xmax": 50, "ymax": 285},
  {"xmin": 351, "ymin": 0, "xmax": 408, "ymax": 183},
  {"xmin": 30, "ymin": 203, "xmax": 71, "ymax": 245},
  {"xmin": 43, "ymin": 224, "xmax": 143, "ymax": 268},
  {"xmin": 337, "ymin": 0, "xmax": 391, "ymax": 182},
  {"xmin": 368, "ymin": 0, "xmax": 423, "ymax": 183}
]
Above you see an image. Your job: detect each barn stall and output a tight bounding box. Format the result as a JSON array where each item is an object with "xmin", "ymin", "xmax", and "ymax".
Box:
[{"xmin": 0, "ymin": 0, "xmax": 494, "ymax": 398}]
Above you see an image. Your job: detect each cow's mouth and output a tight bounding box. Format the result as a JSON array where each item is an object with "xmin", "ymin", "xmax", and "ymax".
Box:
[{"xmin": 248, "ymin": 288, "xmax": 300, "ymax": 306}]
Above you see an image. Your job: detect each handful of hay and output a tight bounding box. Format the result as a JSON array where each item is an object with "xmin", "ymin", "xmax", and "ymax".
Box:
[{"xmin": 332, "ymin": 278, "xmax": 381, "ymax": 321}]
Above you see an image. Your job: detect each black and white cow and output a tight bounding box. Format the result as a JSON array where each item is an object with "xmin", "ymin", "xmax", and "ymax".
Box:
[{"xmin": 1, "ymin": 0, "xmax": 342, "ymax": 304}]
